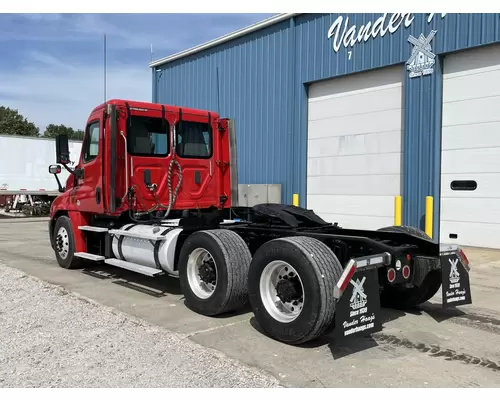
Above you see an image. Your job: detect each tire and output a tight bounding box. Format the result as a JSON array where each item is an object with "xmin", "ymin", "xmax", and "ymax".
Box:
[
  {"xmin": 378, "ymin": 225, "xmax": 442, "ymax": 309},
  {"xmin": 178, "ymin": 229, "xmax": 252, "ymax": 316},
  {"xmin": 53, "ymin": 215, "xmax": 83, "ymax": 269},
  {"xmin": 247, "ymin": 236, "xmax": 343, "ymax": 345}
]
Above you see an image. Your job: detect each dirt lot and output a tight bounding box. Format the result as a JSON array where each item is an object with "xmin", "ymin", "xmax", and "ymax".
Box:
[{"xmin": 1, "ymin": 218, "xmax": 500, "ymax": 387}]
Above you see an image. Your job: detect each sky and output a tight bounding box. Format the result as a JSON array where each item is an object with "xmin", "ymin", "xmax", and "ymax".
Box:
[{"xmin": 0, "ymin": 13, "xmax": 275, "ymax": 134}]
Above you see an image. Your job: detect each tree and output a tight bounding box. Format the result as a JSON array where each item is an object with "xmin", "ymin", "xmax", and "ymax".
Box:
[
  {"xmin": 44, "ymin": 124, "xmax": 84, "ymax": 141},
  {"xmin": 0, "ymin": 106, "xmax": 40, "ymax": 136}
]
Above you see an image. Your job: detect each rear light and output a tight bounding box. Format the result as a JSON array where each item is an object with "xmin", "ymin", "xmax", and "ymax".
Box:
[
  {"xmin": 402, "ymin": 265, "xmax": 411, "ymax": 279},
  {"xmin": 387, "ymin": 268, "xmax": 396, "ymax": 283},
  {"xmin": 458, "ymin": 248, "xmax": 469, "ymax": 268}
]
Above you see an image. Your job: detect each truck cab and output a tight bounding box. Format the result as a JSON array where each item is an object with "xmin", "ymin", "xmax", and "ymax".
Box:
[{"xmin": 49, "ymin": 99, "xmax": 235, "ymax": 221}]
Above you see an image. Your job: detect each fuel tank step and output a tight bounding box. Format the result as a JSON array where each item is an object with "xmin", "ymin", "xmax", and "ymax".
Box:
[
  {"xmin": 74, "ymin": 252, "xmax": 105, "ymax": 261},
  {"xmin": 78, "ymin": 226, "xmax": 109, "ymax": 233},
  {"xmin": 104, "ymin": 258, "xmax": 165, "ymax": 277},
  {"xmin": 108, "ymin": 229, "xmax": 168, "ymax": 242}
]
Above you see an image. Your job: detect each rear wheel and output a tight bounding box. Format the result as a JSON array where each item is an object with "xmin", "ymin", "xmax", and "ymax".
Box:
[
  {"xmin": 378, "ymin": 225, "xmax": 441, "ymax": 309},
  {"xmin": 248, "ymin": 236, "xmax": 343, "ymax": 345},
  {"xmin": 53, "ymin": 215, "xmax": 83, "ymax": 269},
  {"xmin": 178, "ymin": 229, "xmax": 252, "ymax": 316}
]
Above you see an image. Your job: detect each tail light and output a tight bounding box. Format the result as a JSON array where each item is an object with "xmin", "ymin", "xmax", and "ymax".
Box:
[
  {"xmin": 387, "ymin": 268, "xmax": 396, "ymax": 283},
  {"xmin": 458, "ymin": 248, "xmax": 469, "ymax": 267},
  {"xmin": 402, "ymin": 265, "xmax": 411, "ymax": 279}
]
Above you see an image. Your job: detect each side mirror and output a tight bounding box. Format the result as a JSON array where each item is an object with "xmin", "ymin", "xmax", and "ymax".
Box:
[
  {"xmin": 48, "ymin": 164, "xmax": 64, "ymax": 193},
  {"xmin": 55, "ymin": 134, "xmax": 70, "ymax": 165},
  {"xmin": 49, "ymin": 164, "xmax": 62, "ymax": 175}
]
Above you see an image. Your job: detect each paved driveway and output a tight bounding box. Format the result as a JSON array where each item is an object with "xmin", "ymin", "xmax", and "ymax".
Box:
[{"xmin": 1, "ymin": 218, "xmax": 499, "ymax": 387}]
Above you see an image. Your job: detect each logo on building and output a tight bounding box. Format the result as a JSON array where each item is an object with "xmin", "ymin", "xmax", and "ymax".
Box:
[
  {"xmin": 449, "ymin": 258, "xmax": 460, "ymax": 284},
  {"xmin": 349, "ymin": 276, "xmax": 367, "ymax": 310},
  {"xmin": 406, "ymin": 30, "xmax": 437, "ymax": 78}
]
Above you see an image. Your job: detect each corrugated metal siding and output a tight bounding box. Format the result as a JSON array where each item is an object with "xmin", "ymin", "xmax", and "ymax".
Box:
[
  {"xmin": 154, "ymin": 21, "xmax": 296, "ymax": 204},
  {"xmin": 154, "ymin": 13, "xmax": 500, "ymax": 239},
  {"xmin": 291, "ymin": 13, "xmax": 500, "ymax": 238}
]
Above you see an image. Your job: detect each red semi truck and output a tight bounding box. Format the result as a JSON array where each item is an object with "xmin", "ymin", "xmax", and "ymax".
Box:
[{"xmin": 46, "ymin": 99, "xmax": 472, "ymax": 345}]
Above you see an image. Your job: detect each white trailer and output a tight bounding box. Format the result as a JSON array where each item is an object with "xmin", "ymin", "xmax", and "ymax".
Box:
[{"xmin": 0, "ymin": 135, "xmax": 82, "ymax": 213}]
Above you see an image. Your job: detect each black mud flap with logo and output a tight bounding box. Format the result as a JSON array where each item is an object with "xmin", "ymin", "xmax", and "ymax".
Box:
[
  {"xmin": 440, "ymin": 246, "xmax": 472, "ymax": 308},
  {"xmin": 333, "ymin": 265, "xmax": 383, "ymax": 340}
]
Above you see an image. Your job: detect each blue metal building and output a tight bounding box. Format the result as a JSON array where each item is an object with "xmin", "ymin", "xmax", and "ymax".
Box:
[{"xmin": 150, "ymin": 13, "xmax": 500, "ymax": 249}]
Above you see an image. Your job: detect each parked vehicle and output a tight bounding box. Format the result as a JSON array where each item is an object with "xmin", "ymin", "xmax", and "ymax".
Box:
[
  {"xmin": 46, "ymin": 99, "xmax": 472, "ymax": 345},
  {"xmin": 0, "ymin": 135, "xmax": 82, "ymax": 215}
]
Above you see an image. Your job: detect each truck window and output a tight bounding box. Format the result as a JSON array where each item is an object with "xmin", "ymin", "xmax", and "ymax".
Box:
[
  {"xmin": 175, "ymin": 121, "xmax": 212, "ymax": 159},
  {"xmin": 82, "ymin": 121, "xmax": 100, "ymax": 163},
  {"xmin": 128, "ymin": 115, "xmax": 169, "ymax": 157}
]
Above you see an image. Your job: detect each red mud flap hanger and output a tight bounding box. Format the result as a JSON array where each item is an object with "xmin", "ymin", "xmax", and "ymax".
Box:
[
  {"xmin": 331, "ymin": 252, "xmax": 392, "ymax": 340},
  {"xmin": 439, "ymin": 244, "xmax": 472, "ymax": 308}
]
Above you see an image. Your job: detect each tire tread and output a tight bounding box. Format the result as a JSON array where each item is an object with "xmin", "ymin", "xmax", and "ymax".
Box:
[
  {"xmin": 196, "ymin": 229, "xmax": 251, "ymax": 315},
  {"xmin": 270, "ymin": 236, "xmax": 343, "ymax": 344}
]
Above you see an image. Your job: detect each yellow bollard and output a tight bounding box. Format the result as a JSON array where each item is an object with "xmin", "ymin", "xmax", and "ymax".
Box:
[
  {"xmin": 425, "ymin": 196, "xmax": 433, "ymax": 238},
  {"xmin": 292, "ymin": 193, "xmax": 299, "ymax": 207},
  {"xmin": 394, "ymin": 196, "xmax": 402, "ymax": 226}
]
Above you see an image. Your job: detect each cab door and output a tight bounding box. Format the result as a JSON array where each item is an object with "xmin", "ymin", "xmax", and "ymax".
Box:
[{"xmin": 72, "ymin": 110, "xmax": 105, "ymax": 214}]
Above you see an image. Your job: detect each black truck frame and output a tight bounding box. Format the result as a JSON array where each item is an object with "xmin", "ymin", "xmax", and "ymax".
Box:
[{"xmin": 65, "ymin": 202, "xmax": 471, "ymax": 345}]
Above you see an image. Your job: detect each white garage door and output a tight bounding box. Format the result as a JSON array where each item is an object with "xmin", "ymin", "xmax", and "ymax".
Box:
[
  {"xmin": 440, "ymin": 44, "xmax": 500, "ymax": 249},
  {"xmin": 306, "ymin": 66, "xmax": 404, "ymax": 230}
]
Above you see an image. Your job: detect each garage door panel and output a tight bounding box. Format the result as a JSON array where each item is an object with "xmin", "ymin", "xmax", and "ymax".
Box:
[
  {"xmin": 441, "ymin": 198, "xmax": 500, "ymax": 224},
  {"xmin": 440, "ymin": 221, "xmax": 500, "ymax": 249},
  {"xmin": 308, "ymin": 66, "xmax": 403, "ymax": 101},
  {"xmin": 442, "ymin": 122, "xmax": 500, "ymax": 150},
  {"xmin": 307, "ymin": 66, "xmax": 403, "ymax": 231},
  {"xmin": 307, "ymin": 108, "xmax": 402, "ymax": 139},
  {"xmin": 307, "ymin": 130, "xmax": 401, "ymax": 158},
  {"xmin": 442, "ymin": 95, "xmax": 500, "ymax": 127},
  {"xmin": 307, "ymin": 194, "xmax": 394, "ymax": 218},
  {"xmin": 314, "ymin": 212, "xmax": 394, "ymax": 231},
  {"xmin": 440, "ymin": 44, "xmax": 500, "ymax": 249},
  {"xmin": 307, "ymin": 174, "xmax": 400, "ymax": 196},
  {"xmin": 443, "ymin": 44, "xmax": 500, "ymax": 78},
  {"xmin": 441, "ymin": 147, "xmax": 500, "ymax": 174},
  {"xmin": 442, "ymin": 69, "xmax": 500, "ymax": 103},
  {"xmin": 441, "ymin": 173, "xmax": 500, "ymax": 198},
  {"xmin": 308, "ymin": 153, "xmax": 401, "ymax": 177},
  {"xmin": 308, "ymin": 86, "xmax": 402, "ymax": 121}
]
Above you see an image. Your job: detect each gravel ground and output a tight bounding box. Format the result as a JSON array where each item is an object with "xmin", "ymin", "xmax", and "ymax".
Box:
[{"xmin": 0, "ymin": 263, "xmax": 282, "ymax": 388}]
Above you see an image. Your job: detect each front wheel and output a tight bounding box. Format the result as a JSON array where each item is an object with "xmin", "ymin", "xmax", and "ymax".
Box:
[
  {"xmin": 53, "ymin": 215, "xmax": 82, "ymax": 269},
  {"xmin": 248, "ymin": 236, "xmax": 343, "ymax": 345}
]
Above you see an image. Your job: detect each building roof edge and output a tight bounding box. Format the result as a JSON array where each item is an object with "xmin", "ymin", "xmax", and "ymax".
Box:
[{"xmin": 149, "ymin": 13, "xmax": 300, "ymax": 68}]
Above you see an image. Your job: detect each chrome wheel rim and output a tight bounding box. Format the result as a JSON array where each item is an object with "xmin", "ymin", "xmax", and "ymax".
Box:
[
  {"xmin": 260, "ymin": 260, "xmax": 304, "ymax": 323},
  {"xmin": 187, "ymin": 248, "xmax": 217, "ymax": 299},
  {"xmin": 56, "ymin": 226, "xmax": 70, "ymax": 260}
]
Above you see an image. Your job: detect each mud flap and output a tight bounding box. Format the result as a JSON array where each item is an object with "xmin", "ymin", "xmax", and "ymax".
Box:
[
  {"xmin": 333, "ymin": 255, "xmax": 386, "ymax": 339},
  {"xmin": 440, "ymin": 245, "xmax": 472, "ymax": 308}
]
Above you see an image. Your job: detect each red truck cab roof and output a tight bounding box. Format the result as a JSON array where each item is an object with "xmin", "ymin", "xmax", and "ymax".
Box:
[{"xmin": 91, "ymin": 99, "xmax": 220, "ymax": 120}]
